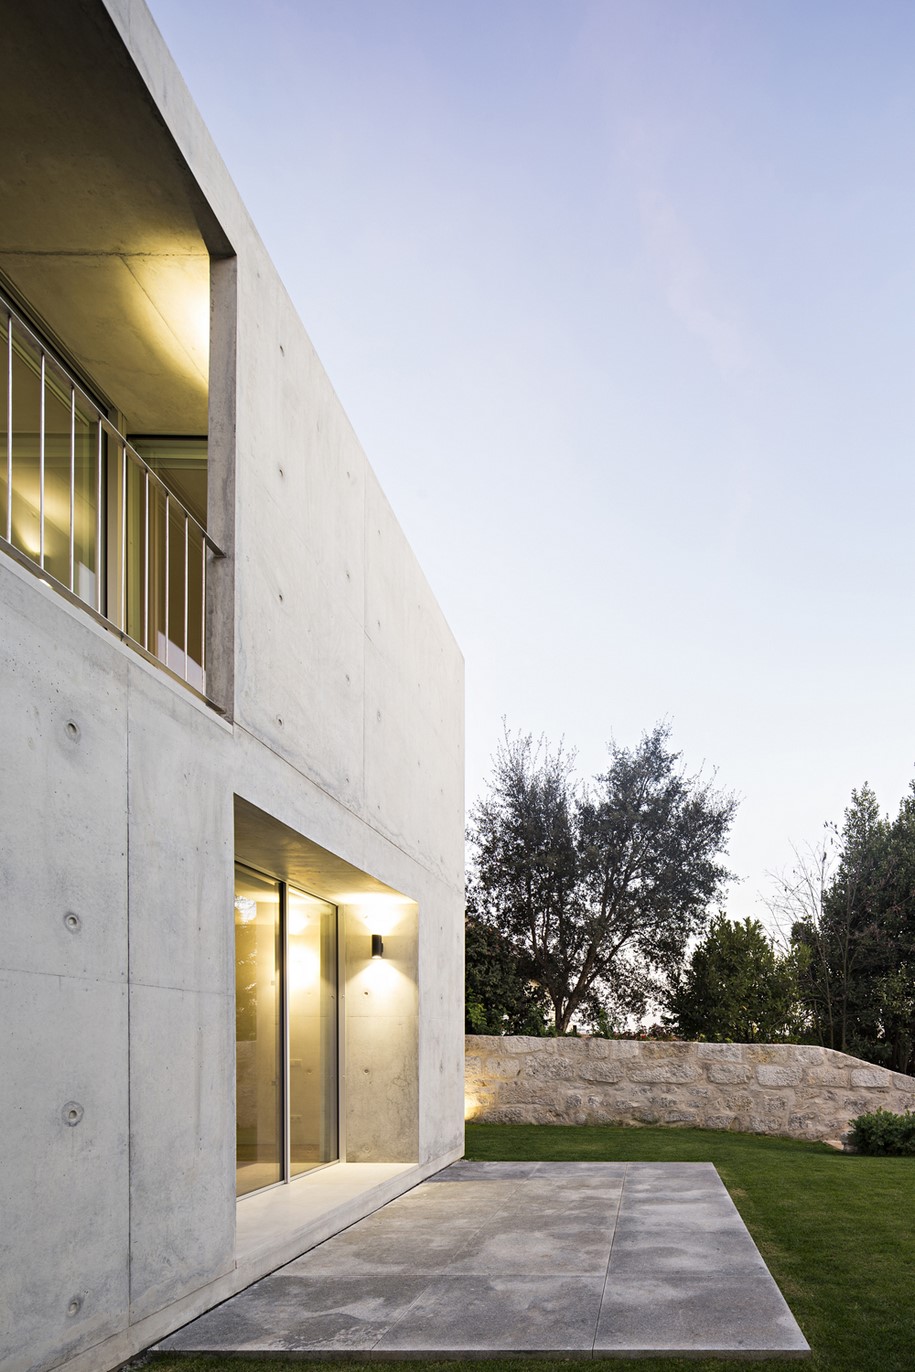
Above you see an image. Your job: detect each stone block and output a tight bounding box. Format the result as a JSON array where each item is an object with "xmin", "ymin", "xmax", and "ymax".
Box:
[
  {"xmin": 604, "ymin": 1039, "xmax": 641, "ymax": 1058},
  {"xmin": 635, "ymin": 1043, "xmax": 694, "ymax": 1062},
  {"xmin": 748, "ymin": 1115, "xmax": 785, "ymax": 1135},
  {"xmin": 808, "ymin": 1089, "xmax": 842, "ymax": 1107},
  {"xmin": 613, "ymin": 1097, "xmax": 648, "ymax": 1114},
  {"xmin": 744, "ymin": 1045, "xmax": 798, "ymax": 1064},
  {"xmin": 850, "ymin": 1068, "xmax": 890, "ymax": 1089},
  {"xmin": 524, "ymin": 1054, "xmax": 576, "ymax": 1082},
  {"xmin": 579, "ymin": 1063, "xmax": 625, "ymax": 1085},
  {"xmin": 843, "ymin": 1096, "xmax": 876, "ymax": 1115},
  {"xmin": 495, "ymin": 1036, "xmax": 547, "ymax": 1054},
  {"xmin": 554, "ymin": 1037, "xmax": 599, "ymax": 1057},
  {"xmin": 484, "ymin": 1105, "xmax": 558, "ymax": 1125},
  {"xmin": 756, "ymin": 1065, "xmax": 801, "ymax": 1087},
  {"xmin": 474, "ymin": 1056, "xmax": 524, "ymax": 1081},
  {"xmin": 706, "ymin": 1064, "xmax": 751, "ymax": 1085},
  {"xmin": 628, "ymin": 1064, "xmax": 697, "ymax": 1085},
  {"xmin": 579, "ymin": 1037, "xmax": 617, "ymax": 1058},
  {"xmin": 794, "ymin": 1045, "xmax": 827, "ymax": 1064},
  {"xmin": 803, "ymin": 1068, "xmax": 849, "ymax": 1088},
  {"xmin": 488, "ymin": 1079, "xmax": 538, "ymax": 1107},
  {"xmin": 706, "ymin": 1115, "xmax": 737, "ymax": 1130},
  {"xmin": 723, "ymin": 1094, "xmax": 753, "ymax": 1113},
  {"xmin": 697, "ymin": 1042, "xmax": 743, "ymax": 1061},
  {"xmin": 788, "ymin": 1113, "xmax": 826, "ymax": 1134}
]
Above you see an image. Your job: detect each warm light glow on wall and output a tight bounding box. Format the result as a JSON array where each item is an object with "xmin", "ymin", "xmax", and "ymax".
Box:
[
  {"xmin": 126, "ymin": 251, "xmax": 210, "ymax": 394},
  {"xmin": 14, "ymin": 514, "xmax": 41, "ymax": 558},
  {"xmin": 287, "ymin": 944, "xmax": 318, "ymax": 991},
  {"xmin": 464, "ymin": 1093, "xmax": 481, "ymax": 1121},
  {"xmin": 343, "ymin": 893, "xmax": 412, "ymax": 938},
  {"xmin": 347, "ymin": 943, "xmax": 411, "ymax": 1011},
  {"xmin": 187, "ymin": 282, "xmax": 210, "ymax": 375},
  {"xmin": 287, "ymin": 906, "xmax": 308, "ymax": 936}
]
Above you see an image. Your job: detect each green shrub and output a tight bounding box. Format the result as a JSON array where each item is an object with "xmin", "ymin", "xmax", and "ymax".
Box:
[{"xmin": 850, "ymin": 1107, "xmax": 915, "ymax": 1155}]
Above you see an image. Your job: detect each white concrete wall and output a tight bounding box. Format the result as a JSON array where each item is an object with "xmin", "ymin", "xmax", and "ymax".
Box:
[
  {"xmin": 0, "ymin": 3, "xmax": 465, "ymax": 1370},
  {"xmin": 344, "ymin": 903, "xmax": 420, "ymax": 1162}
]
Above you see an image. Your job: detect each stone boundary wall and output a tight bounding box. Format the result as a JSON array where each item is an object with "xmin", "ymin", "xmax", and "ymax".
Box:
[{"xmin": 465, "ymin": 1035, "xmax": 915, "ymax": 1146}]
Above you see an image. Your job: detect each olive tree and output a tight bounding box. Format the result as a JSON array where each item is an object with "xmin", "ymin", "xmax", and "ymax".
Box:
[{"xmin": 468, "ymin": 723, "xmax": 737, "ymax": 1033}]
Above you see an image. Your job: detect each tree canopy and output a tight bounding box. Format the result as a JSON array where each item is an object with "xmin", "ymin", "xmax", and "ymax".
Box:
[
  {"xmin": 467, "ymin": 723, "xmax": 737, "ymax": 1033},
  {"xmin": 464, "ymin": 892, "xmax": 550, "ymax": 1036},
  {"xmin": 776, "ymin": 781, "xmax": 915, "ymax": 1074},
  {"xmin": 666, "ymin": 914, "xmax": 806, "ymax": 1042}
]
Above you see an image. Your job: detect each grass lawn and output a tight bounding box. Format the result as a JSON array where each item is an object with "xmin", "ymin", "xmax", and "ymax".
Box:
[{"xmin": 148, "ymin": 1122, "xmax": 915, "ymax": 1372}]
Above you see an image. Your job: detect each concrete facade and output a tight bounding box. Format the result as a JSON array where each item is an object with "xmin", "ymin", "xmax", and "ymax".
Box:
[
  {"xmin": 0, "ymin": 5, "xmax": 464, "ymax": 1372},
  {"xmin": 465, "ymin": 1036, "xmax": 915, "ymax": 1145}
]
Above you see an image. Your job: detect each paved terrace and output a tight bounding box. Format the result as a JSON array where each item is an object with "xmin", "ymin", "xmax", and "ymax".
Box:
[{"xmin": 159, "ymin": 1162, "xmax": 810, "ymax": 1359}]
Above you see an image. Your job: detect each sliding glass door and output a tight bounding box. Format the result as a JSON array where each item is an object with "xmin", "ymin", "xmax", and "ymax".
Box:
[
  {"xmin": 234, "ymin": 863, "xmax": 338, "ymax": 1198},
  {"xmin": 287, "ymin": 888, "xmax": 339, "ymax": 1176}
]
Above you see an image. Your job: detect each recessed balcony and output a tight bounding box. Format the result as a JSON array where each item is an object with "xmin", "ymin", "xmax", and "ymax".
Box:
[
  {"xmin": 1, "ymin": 288, "xmax": 221, "ymax": 694},
  {"xmin": 0, "ymin": 1, "xmax": 235, "ymax": 703}
]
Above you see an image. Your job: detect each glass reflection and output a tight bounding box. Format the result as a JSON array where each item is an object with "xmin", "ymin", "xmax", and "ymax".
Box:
[
  {"xmin": 234, "ymin": 867, "xmax": 338, "ymax": 1197},
  {"xmin": 287, "ymin": 888, "xmax": 338, "ymax": 1175},
  {"xmin": 234, "ymin": 866, "xmax": 282, "ymax": 1197}
]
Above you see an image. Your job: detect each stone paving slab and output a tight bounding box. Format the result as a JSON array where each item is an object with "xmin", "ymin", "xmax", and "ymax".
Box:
[
  {"xmin": 595, "ymin": 1272, "xmax": 807, "ymax": 1356},
  {"xmin": 376, "ymin": 1275, "xmax": 609, "ymax": 1355},
  {"xmin": 158, "ymin": 1161, "xmax": 810, "ymax": 1359}
]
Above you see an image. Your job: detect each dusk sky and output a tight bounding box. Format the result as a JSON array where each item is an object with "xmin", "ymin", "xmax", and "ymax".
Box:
[{"xmin": 148, "ymin": 0, "xmax": 915, "ymax": 927}]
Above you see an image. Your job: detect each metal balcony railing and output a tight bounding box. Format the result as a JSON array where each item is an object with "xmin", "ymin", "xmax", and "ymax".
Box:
[{"xmin": 1, "ymin": 289, "xmax": 223, "ymax": 696}]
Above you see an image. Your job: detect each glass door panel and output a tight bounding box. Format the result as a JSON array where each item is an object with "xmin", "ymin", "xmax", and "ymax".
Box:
[
  {"xmin": 234, "ymin": 866, "xmax": 283, "ymax": 1198},
  {"xmin": 287, "ymin": 888, "xmax": 338, "ymax": 1176}
]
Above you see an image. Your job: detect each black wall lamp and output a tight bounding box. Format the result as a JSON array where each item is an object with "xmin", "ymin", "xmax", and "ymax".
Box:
[{"xmin": 371, "ymin": 934, "xmax": 384, "ymax": 959}]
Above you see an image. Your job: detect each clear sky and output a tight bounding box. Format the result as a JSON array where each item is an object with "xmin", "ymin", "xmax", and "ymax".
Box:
[{"xmin": 147, "ymin": 0, "xmax": 915, "ymax": 926}]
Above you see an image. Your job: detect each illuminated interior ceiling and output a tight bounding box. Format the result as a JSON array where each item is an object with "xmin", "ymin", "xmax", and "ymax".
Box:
[{"xmin": 0, "ymin": 0, "xmax": 232, "ymax": 434}]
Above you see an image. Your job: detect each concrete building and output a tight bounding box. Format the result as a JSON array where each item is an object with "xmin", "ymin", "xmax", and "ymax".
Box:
[{"xmin": 0, "ymin": 4, "xmax": 464, "ymax": 1370}]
